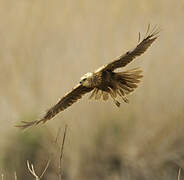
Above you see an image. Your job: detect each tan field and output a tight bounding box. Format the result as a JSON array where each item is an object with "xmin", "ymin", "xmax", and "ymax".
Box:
[{"xmin": 0, "ymin": 0, "xmax": 184, "ymax": 179}]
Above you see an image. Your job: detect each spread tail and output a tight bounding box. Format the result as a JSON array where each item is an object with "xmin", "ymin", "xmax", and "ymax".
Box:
[
  {"xmin": 115, "ymin": 68, "xmax": 143, "ymax": 99},
  {"xmin": 88, "ymin": 68, "xmax": 143, "ymax": 107}
]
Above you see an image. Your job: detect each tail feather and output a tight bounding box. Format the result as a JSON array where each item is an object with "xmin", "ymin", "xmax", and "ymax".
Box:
[
  {"xmin": 109, "ymin": 88, "xmax": 120, "ymax": 107},
  {"xmin": 89, "ymin": 88, "xmax": 98, "ymax": 99},
  {"xmin": 102, "ymin": 91, "xmax": 109, "ymax": 101},
  {"xmin": 118, "ymin": 88, "xmax": 125, "ymax": 96},
  {"xmin": 115, "ymin": 67, "xmax": 143, "ymax": 101},
  {"xmin": 118, "ymin": 82, "xmax": 133, "ymax": 93},
  {"xmin": 123, "ymin": 78, "xmax": 141, "ymax": 83},
  {"xmin": 108, "ymin": 87, "xmax": 117, "ymax": 98},
  {"xmin": 117, "ymin": 89, "xmax": 129, "ymax": 103},
  {"xmin": 126, "ymin": 82, "xmax": 138, "ymax": 88},
  {"xmin": 88, "ymin": 68, "xmax": 143, "ymax": 106},
  {"xmin": 95, "ymin": 89, "xmax": 102, "ymax": 100}
]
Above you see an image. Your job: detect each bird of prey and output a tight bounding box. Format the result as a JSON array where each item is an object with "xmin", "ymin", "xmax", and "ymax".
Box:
[{"xmin": 17, "ymin": 25, "xmax": 159, "ymax": 129}]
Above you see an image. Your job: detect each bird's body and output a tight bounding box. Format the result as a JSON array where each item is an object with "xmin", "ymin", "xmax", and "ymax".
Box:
[
  {"xmin": 17, "ymin": 25, "xmax": 159, "ymax": 129},
  {"xmin": 80, "ymin": 67, "xmax": 143, "ymax": 106}
]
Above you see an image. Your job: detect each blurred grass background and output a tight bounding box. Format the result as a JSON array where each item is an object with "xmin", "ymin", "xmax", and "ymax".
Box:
[{"xmin": 0, "ymin": 0, "xmax": 184, "ymax": 179}]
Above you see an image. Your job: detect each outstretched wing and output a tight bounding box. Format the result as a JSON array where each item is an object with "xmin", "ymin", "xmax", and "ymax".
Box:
[
  {"xmin": 16, "ymin": 84, "xmax": 93, "ymax": 129},
  {"xmin": 101, "ymin": 25, "xmax": 159, "ymax": 72}
]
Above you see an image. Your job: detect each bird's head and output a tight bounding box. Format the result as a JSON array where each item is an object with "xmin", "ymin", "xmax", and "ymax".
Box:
[{"xmin": 80, "ymin": 72, "xmax": 93, "ymax": 87}]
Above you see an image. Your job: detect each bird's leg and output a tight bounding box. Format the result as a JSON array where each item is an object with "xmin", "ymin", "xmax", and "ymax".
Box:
[
  {"xmin": 112, "ymin": 98, "xmax": 121, "ymax": 107},
  {"xmin": 108, "ymin": 87, "xmax": 120, "ymax": 107}
]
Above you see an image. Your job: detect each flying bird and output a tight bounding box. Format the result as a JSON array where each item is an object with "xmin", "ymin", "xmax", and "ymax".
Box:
[{"xmin": 16, "ymin": 25, "xmax": 159, "ymax": 129}]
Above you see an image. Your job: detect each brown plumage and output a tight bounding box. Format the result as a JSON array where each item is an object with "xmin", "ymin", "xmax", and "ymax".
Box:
[{"xmin": 16, "ymin": 25, "xmax": 159, "ymax": 129}]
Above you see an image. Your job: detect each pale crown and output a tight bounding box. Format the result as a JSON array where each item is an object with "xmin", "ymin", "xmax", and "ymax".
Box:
[{"xmin": 80, "ymin": 72, "xmax": 93, "ymax": 87}]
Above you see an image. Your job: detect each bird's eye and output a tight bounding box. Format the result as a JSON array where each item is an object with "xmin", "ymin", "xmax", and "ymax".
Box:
[
  {"xmin": 80, "ymin": 78, "xmax": 86, "ymax": 84},
  {"xmin": 81, "ymin": 78, "xmax": 86, "ymax": 82}
]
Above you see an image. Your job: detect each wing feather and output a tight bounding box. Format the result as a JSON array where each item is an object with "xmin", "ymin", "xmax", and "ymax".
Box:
[
  {"xmin": 16, "ymin": 84, "xmax": 93, "ymax": 129},
  {"xmin": 101, "ymin": 26, "xmax": 159, "ymax": 72}
]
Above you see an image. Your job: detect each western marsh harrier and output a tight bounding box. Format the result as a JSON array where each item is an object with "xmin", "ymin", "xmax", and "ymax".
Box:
[{"xmin": 17, "ymin": 25, "xmax": 159, "ymax": 129}]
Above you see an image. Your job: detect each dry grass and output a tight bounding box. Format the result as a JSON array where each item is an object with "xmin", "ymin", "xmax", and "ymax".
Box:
[
  {"xmin": 1, "ymin": 125, "xmax": 67, "ymax": 180},
  {"xmin": 0, "ymin": 0, "xmax": 184, "ymax": 179}
]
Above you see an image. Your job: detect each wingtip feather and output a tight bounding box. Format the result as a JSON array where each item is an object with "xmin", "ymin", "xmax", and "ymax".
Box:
[{"xmin": 15, "ymin": 118, "xmax": 46, "ymax": 130}]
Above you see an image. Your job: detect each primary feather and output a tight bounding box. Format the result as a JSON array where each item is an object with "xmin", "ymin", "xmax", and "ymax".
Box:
[
  {"xmin": 16, "ymin": 84, "xmax": 92, "ymax": 129},
  {"xmin": 102, "ymin": 25, "xmax": 159, "ymax": 72}
]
